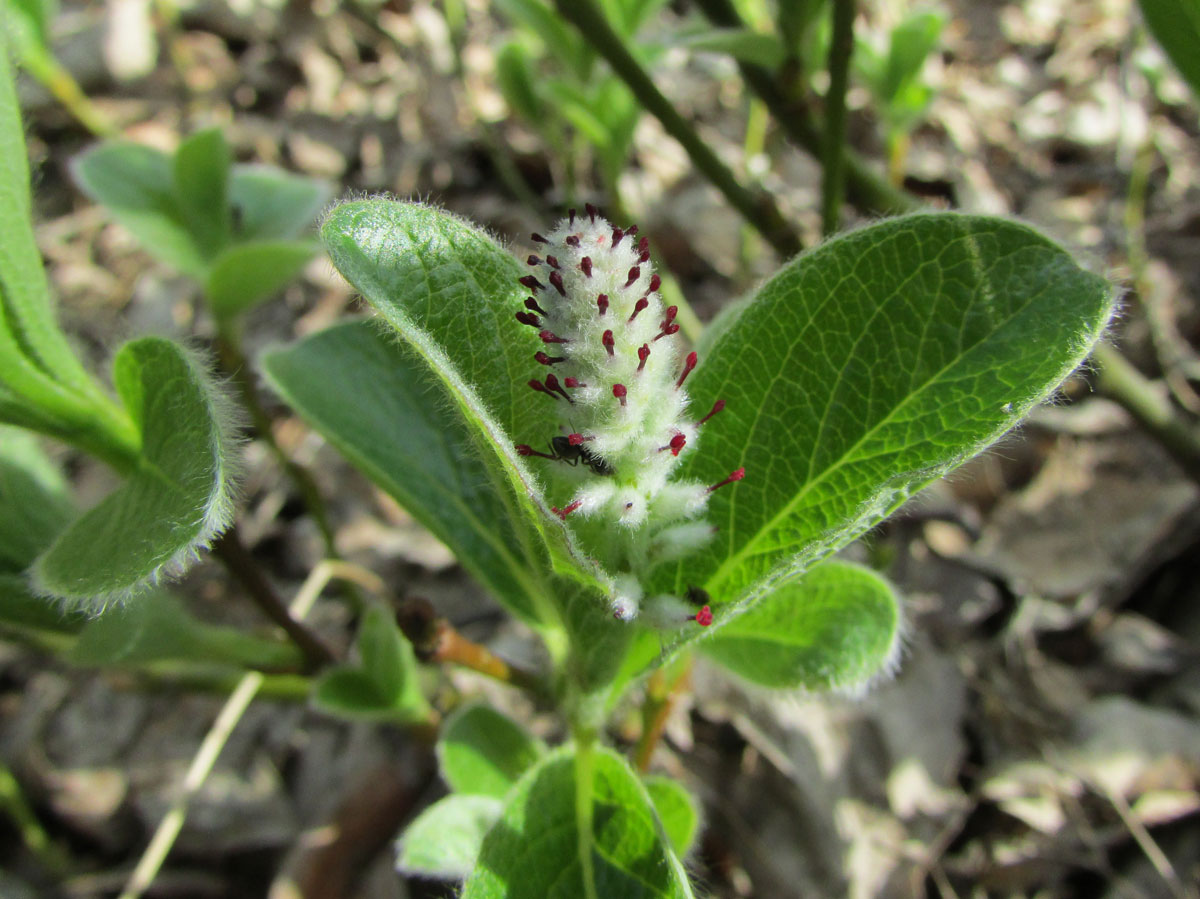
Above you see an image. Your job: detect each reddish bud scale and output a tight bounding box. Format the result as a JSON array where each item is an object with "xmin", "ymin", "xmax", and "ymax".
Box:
[
  {"xmin": 549, "ymin": 271, "xmax": 567, "ymax": 296},
  {"xmin": 628, "ymin": 297, "xmax": 648, "ymax": 323},
  {"xmin": 697, "ymin": 399, "xmax": 725, "ymax": 426},
  {"xmin": 637, "ymin": 344, "xmax": 650, "ymax": 372},
  {"xmin": 602, "ymin": 330, "xmax": 615, "ymax": 356},
  {"xmin": 613, "ymin": 383, "xmax": 627, "ymax": 406},
  {"xmin": 580, "ymin": 256, "xmax": 593, "ymax": 278},
  {"xmin": 597, "ymin": 294, "xmax": 609, "ymax": 316},
  {"xmin": 676, "ymin": 351, "xmax": 698, "ymax": 389}
]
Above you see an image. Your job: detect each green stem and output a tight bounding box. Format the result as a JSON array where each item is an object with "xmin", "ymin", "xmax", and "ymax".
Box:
[
  {"xmin": 693, "ymin": 0, "xmax": 921, "ymax": 216},
  {"xmin": 1092, "ymin": 342, "xmax": 1200, "ymax": 485},
  {"xmin": 573, "ymin": 732, "xmax": 599, "ymax": 899},
  {"xmin": 551, "ymin": 0, "xmax": 803, "ymax": 259},
  {"xmin": 19, "ymin": 52, "xmax": 116, "ymax": 138},
  {"xmin": 822, "ymin": 0, "xmax": 856, "ymax": 236},
  {"xmin": 0, "ymin": 760, "xmax": 70, "ymax": 874}
]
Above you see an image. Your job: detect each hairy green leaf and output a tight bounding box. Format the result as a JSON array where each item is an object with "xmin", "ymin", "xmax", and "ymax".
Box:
[
  {"xmin": 438, "ymin": 704, "xmax": 545, "ymax": 798},
  {"xmin": 228, "ymin": 166, "xmax": 331, "ymax": 243},
  {"xmin": 397, "ymin": 794, "xmax": 503, "ymax": 880},
  {"xmin": 205, "ymin": 240, "xmax": 315, "ymax": 320},
  {"xmin": 30, "ymin": 338, "xmax": 238, "ymax": 608},
  {"xmin": 463, "ymin": 745, "xmax": 693, "ymax": 898},
  {"xmin": 643, "ymin": 776, "xmax": 700, "ymax": 858},
  {"xmin": 261, "ymin": 320, "xmax": 543, "ymax": 622},
  {"xmin": 0, "ymin": 427, "xmax": 73, "ymax": 571},
  {"xmin": 655, "ymin": 214, "xmax": 1112, "ymax": 624},
  {"xmin": 702, "ymin": 559, "xmax": 901, "ymax": 690},
  {"xmin": 172, "ymin": 128, "xmax": 231, "ymax": 259}
]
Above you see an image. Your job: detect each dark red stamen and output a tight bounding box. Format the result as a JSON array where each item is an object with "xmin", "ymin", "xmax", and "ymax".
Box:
[
  {"xmin": 527, "ymin": 254, "xmax": 541, "ymax": 266},
  {"xmin": 613, "ymin": 383, "xmax": 627, "ymax": 406},
  {"xmin": 637, "ymin": 344, "xmax": 650, "ymax": 372},
  {"xmin": 567, "ymin": 433, "xmax": 592, "ymax": 446},
  {"xmin": 697, "ymin": 399, "xmax": 725, "ymax": 426},
  {"xmin": 565, "ymin": 235, "xmax": 581, "ymax": 247},
  {"xmin": 525, "ymin": 297, "xmax": 547, "ymax": 316},
  {"xmin": 649, "ymin": 274, "xmax": 661, "ymax": 293},
  {"xmin": 637, "ymin": 236, "xmax": 649, "ymax": 255},
  {"xmin": 520, "ymin": 275, "xmax": 544, "ymax": 291},
  {"xmin": 546, "ymin": 255, "xmax": 560, "ymax": 269},
  {"xmin": 708, "ymin": 468, "xmax": 745, "ymax": 493},
  {"xmin": 539, "ymin": 330, "xmax": 570, "ymax": 344},
  {"xmin": 516, "ymin": 311, "xmax": 540, "ymax": 327},
  {"xmin": 664, "ymin": 433, "xmax": 686, "ymax": 456},
  {"xmin": 653, "ymin": 323, "xmax": 680, "ymax": 341},
  {"xmin": 544, "ymin": 373, "xmax": 573, "ymax": 403},
  {"xmin": 516, "ymin": 443, "xmax": 556, "ymax": 460},
  {"xmin": 596, "ymin": 294, "xmax": 608, "ymax": 316},
  {"xmin": 663, "ymin": 305, "xmax": 677, "ymax": 326},
  {"xmin": 612, "ymin": 227, "xmax": 625, "ymax": 247},
  {"xmin": 535, "ymin": 352, "xmax": 565, "ymax": 366},
  {"xmin": 676, "ymin": 351, "xmax": 698, "ymax": 388},
  {"xmin": 531, "ymin": 233, "xmax": 549, "ymax": 243},
  {"xmin": 529, "ymin": 379, "xmax": 557, "ymax": 400},
  {"xmin": 569, "ymin": 208, "xmax": 577, "ymax": 226},
  {"xmin": 625, "ymin": 266, "xmax": 640, "ymax": 288},
  {"xmin": 564, "ymin": 377, "xmax": 586, "ymax": 388},
  {"xmin": 548, "ymin": 271, "xmax": 566, "ymax": 296},
  {"xmin": 626, "ymin": 224, "xmax": 638, "ymax": 236},
  {"xmin": 690, "ymin": 605, "xmax": 713, "ymax": 627},
  {"xmin": 552, "ymin": 500, "xmax": 583, "ymax": 519},
  {"xmin": 639, "ymin": 250, "xmax": 651, "ymax": 263},
  {"xmin": 585, "ymin": 203, "xmax": 598, "ymax": 223},
  {"xmin": 628, "ymin": 297, "xmax": 648, "ymax": 323},
  {"xmin": 602, "ymin": 329, "xmax": 615, "ymax": 356},
  {"xmin": 580, "ymin": 256, "xmax": 593, "ymax": 278}
]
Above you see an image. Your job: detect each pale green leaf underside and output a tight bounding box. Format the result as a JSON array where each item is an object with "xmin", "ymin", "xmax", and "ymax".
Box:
[
  {"xmin": 319, "ymin": 200, "xmax": 611, "ymax": 597},
  {"xmin": 702, "ymin": 559, "xmax": 901, "ymax": 690},
  {"xmin": 0, "ymin": 426, "xmax": 73, "ymax": 571},
  {"xmin": 31, "ymin": 338, "xmax": 236, "ymax": 608},
  {"xmin": 206, "ymin": 240, "xmax": 316, "ymax": 319},
  {"xmin": 463, "ymin": 745, "xmax": 693, "ymax": 899},
  {"xmin": 660, "ymin": 214, "xmax": 1113, "ymax": 615},
  {"xmin": 261, "ymin": 320, "xmax": 542, "ymax": 621},
  {"xmin": 643, "ymin": 776, "xmax": 700, "ymax": 858},
  {"xmin": 438, "ymin": 703, "xmax": 546, "ymax": 798},
  {"xmin": 397, "ymin": 794, "xmax": 503, "ymax": 880}
]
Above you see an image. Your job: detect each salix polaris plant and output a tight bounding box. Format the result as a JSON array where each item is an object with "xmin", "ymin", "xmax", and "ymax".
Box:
[{"xmin": 264, "ymin": 198, "xmax": 1113, "ymax": 896}]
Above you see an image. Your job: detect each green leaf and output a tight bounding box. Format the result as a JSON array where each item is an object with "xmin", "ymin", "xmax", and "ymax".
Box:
[
  {"xmin": 882, "ymin": 11, "xmax": 944, "ymax": 104},
  {"xmin": 438, "ymin": 704, "xmax": 545, "ymax": 798},
  {"xmin": 496, "ymin": 40, "xmax": 546, "ymax": 124},
  {"xmin": 70, "ymin": 142, "xmax": 208, "ymax": 278},
  {"xmin": 702, "ymin": 559, "xmax": 901, "ymax": 690},
  {"xmin": 669, "ymin": 27, "xmax": 786, "ymax": 68},
  {"xmin": 643, "ymin": 776, "xmax": 700, "ymax": 858},
  {"xmin": 30, "ymin": 338, "xmax": 239, "ymax": 608},
  {"xmin": 205, "ymin": 240, "xmax": 315, "ymax": 320},
  {"xmin": 261, "ymin": 320, "xmax": 543, "ymax": 622},
  {"xmin": 0, "ymin": 572, "xmax": 84, "ymax": 634},
  {"xmin": 463, "ymin": 745, "xmax": 694, "ymax": 898},
  {"xmin": 494, "ymin": 0, "xmax": 592, "ymax": 80},
  {"xmin": 397, "ymin": 794, "xmax": 503, "ymax": 879},
  {"xmin": 656, "ymin": 214, "xmax": 1113, "ymax": 621},
  {"xmin": 68, "ymin": 591, "xmax": 300, "ymax": 669},
  {"xmin": 172, "ymin": 128, "xmax": 231, "ymax": 259},
  {"xmin": 313, "ymin": 605, "xmax": 428, "ymax": 721},
  {"xmin": 0, "ymin": 427, "xmax": 73, "ymax": 571},
  {"xmin": 228, "ymin": 166, "xmax": 331, "ymax": 243},
  {"xmin": 318, "ymin": 200, "xmax": 612, "ymax": 597},
  {"xmin": 1138, "ymin": 0, "xmax": 1200, "ymax": 100}
]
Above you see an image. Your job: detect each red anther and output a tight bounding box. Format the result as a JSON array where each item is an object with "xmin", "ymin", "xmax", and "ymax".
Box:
[
  {"xmin": 552, "ymin": 500, "xmax": 583, "ymax": 520},
  {"xmin": 637, "ymin": 236, "xmax": 649, "ymax": 255},
  {"xmin": 707, "ymin": 467, "xmax": 745, "ymax": 493},
  {"xmin": 515, "ymin": 311, "xmax": 540, "ymax": 327},
  {"xmin": 649, "ymin": 274, "xmax": 661, "ymax": 294},
  {"xmin": 612, "ymin": 383, "xmax": 627, "ymax": 406},
  {"xmin": 519, "ymin": 275, "xmax": 545, "ymax": 291},
  {"xmin": 544, "ymin": 373, "xmax": 574, "ymax": 402},
  {"xmin": 628, "ymin": 297, "xmax": 648, "ymax": 323},
  {"xmin": 529, "ymin": 379, "xmax": 557, "ymax": 400},
  {"xmin": 527, "ymin": 254, "xmax": 541, "ymax": 266},
  {"xmin": 690, "ymin": 605, "xmax": 713, "ymax": 627},
  {"xmin": 535, "ymin": 351, "xmax": 565, "ymax": 366},
  {"xmin": 525, "ymin": 297, "xmax": 548, "ymax": 316},
  {"xmin": 585, "ymin": 202, "xmax": 598, "ymax": 222},
  {"xmin": 516, "ymin": 443, "xmax": 557, "ymax": 460},
  {"xmin": 663, "ymin": 305, "xmax": 677, "ymax": 325},
  {"xmin": 565, "ymin": 235, "xmax": 581, "ymax": 247},
  {"xmin": 637, "ymin": 343, "xmax": 650, "ymax": 372},
  {"xmin": 653, "ymin": 323, "xmax": 680, "ymax": 341},
  {"xmin": 612, "ymin": 227, "xmax": 625, "ymax": 247},
  {"xmin": 564, "ymin": 377, "xmax": 586, "ymax": 388},
  {"xmin": 569, "ymin": 208, "xmax": 577, "ymax": 226},
  {"xmin": 602, "ymin": 329, "xmax": 616, "ymax": 355},
  {"xmin": 539, "ymin": 330, "xmax": 570, "ymax": 344},
  {"xmin": 545, "ymin": 255, "xmax": 561, "ymax": 269},
  {"xmin": 663, "ymin": 433, "xmax": 686, "ymax": 456},
  {"xmin": 596, "ymin": 294, "xmax": 609, "ymax": 316},
  {"xmin": 676, "ymin": 351, "xmax": 698, "ymax": 389},
  {"xmin": 531, "ymin": 233, "xmax": 549, "ymax": 243},
  {"xmin": 626, "ymin": 224, "xmax": 638, "ymax": 236},
  {"xmin": 624, "ymin": 266, "xmax": 640, "ymax": 288},
  {"xmin": 580, "ymin": 256, "xmax": 593, "ymax": 278},
  {"xmin": 639, "ymin": 250, "xmax": 651, "ymax": 263},
  {"xmin": 567, "ymin": 433, "xmax": 591, "ymax": 446},
  {"xmin": 549, "ymin": 271, "xmax": 567, "ymax": 296},
  {"xmin": 697, "ymin": 399, "xmax": 725, "ymax": 426}
]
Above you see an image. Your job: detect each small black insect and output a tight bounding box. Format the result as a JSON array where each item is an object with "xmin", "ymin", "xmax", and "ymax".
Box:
[{"xmin": 550, "ymin": 435, "xmax": 614, "ymax": 476}]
